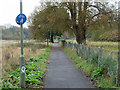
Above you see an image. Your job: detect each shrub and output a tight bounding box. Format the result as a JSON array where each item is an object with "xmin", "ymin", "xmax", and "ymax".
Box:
[
  {"xmin": 91, "ymin": 68, "xmax": 104, "ymax": 80},
  {"xmin": 30, "ymin": 57, "xmax": 38, "ymax": 62}
]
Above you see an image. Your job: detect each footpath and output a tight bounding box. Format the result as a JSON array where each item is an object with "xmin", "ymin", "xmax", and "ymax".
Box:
[{"xmin": 44, "ymin": 43, "xmax": 94, "ymax": 88}]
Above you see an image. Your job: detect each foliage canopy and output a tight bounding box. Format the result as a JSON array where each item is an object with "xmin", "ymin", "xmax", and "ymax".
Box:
[
  {"xmin": 28, "ymin": 5, "xmax": 71, "ymax": 41},
  {"xmin": 28, "ymin": 1, "xmax": 118, "ymax": 43}
]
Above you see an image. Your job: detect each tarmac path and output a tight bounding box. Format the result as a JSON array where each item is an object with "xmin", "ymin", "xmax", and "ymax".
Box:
[{"xmin": 44, "ymin": 43, "xmax": 94, "ymax": 88}]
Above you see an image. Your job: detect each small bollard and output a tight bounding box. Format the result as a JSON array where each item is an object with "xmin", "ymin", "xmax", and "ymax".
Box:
[{"xmin": 61, "ymin": 40, "xmax": 66, "ymax": 47}]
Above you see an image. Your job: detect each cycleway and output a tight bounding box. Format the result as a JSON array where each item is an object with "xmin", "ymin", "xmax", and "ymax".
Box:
[{"xmin": 44, "ymin": 43, "xmax": 94, "ymax": 88}]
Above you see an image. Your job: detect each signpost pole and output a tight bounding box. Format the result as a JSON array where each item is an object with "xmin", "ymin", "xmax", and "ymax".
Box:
[
  {"xmin": 20, "ymin": 0, "xmax": 25, "ymax": 88},
  {"xmin": 118, "ymin": 2, "xmax": 120, "ymax": 86}
]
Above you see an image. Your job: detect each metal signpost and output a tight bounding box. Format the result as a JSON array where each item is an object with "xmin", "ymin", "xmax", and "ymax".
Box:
[{"xmin": 16, "ymin": 0, "xmax": 27, "ymax": 88}]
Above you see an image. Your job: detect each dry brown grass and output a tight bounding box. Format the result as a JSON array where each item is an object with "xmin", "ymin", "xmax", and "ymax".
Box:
[
  {"xmin": 0, "ymin": 48, "xmax": 2, "ymax": 83},
  {"xmin": 2, "ymin": 40, "xmax": 47, "ymax": 79},
  {"xmin": 66, "ymin": 39, "xmax": 118, "ymax": 52}
]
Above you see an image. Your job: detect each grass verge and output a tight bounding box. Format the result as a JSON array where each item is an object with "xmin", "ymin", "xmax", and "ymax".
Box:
[
  {"xmin": 64, "ymin": 47, "xmax": 119, "ymax": 88},
  {"xmin": 2, "ymin": 47, "xmax": 50, "ymax": 89}
]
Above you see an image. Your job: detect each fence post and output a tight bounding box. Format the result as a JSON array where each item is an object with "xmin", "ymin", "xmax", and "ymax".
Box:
[
  {"xmin": 88, "ymin": 46, "xmax": 91, "ymax": 61},
  {"xmin": 71, "ymin": 42, "xmax": 73, "ymax": 47},
  {"xmin": 98, "ymin": 47, "xmax": 102, "ymax": 68},
  {"xmin": 84, "ymin": 46, "xmax": 87, "ymax": 60},
  {"xmin": 68, "ymin": 42, "xmax": 70, "ymax": 47},
  {"xmin": 77, "ymin": 44, "xmax": 80, "ymax": 56},
  {"xmin": 117, "ymin": 50, "xmax": 120, "ymax": 86},
  {"xmin": 82, "ymin": 44, "xmax": 84, "ymax": 59},
  {"xmin": 79, "ymin": 45, "xmax": 81, "ymax": 57}
]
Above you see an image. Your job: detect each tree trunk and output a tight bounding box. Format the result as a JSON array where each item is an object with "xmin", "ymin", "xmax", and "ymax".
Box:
[
  {"xmin": 75, "ymin": 2, "xmax": 87, "ymax": 45},
  {"xmin": 82, "ymin": 27, "xmax": 86, "ymax": 45},
  {"xmin": 67, "ymin": 2, "xmax": 87, "ymax": 45},
  {"xmin": 75, "ymin": 25, "xmax": 86, "ymax": 44},
  {"xmin": 76, "ymin": 34, "xmax": 82, "ymax": 44},
  {"xmin": 50, "ymin": 34, "xmax": 54, "ymax": 43},
  {"xmin": 74, "ymin": 25, "xmax": 81, "ymax": 44}
]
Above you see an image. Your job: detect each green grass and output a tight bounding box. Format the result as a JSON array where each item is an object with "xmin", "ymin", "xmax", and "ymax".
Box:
[
  {"xmin": 2, "ymin": 47, "xmax": 50, "ymax": 89},
  {"xmin": 49, "ymin": 42, "xmax": 53, "ymax": 47},
  {"xmin": 64, "ymin": 47, "xmax": 94, "ymax": 75},
  {"xmin": 64, "ymin": 47, "xmax": 117, "ymax": 88},
  {"xmin": 96, "ymin": 76, "xmax": 115, "ymax": 88}
]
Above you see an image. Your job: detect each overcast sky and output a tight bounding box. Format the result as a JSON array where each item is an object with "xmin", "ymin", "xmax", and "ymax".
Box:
[
  {"xmin": 0, "ymin": 0, "xmax": 119, "ymax": 28},
  {"xmin": 0, "ymin": 0, "xmax": 41, "ymax": 28}
]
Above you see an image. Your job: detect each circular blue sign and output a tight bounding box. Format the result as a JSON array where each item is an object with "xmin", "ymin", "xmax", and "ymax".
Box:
[{"xmin": 16, "ymin": 14, "xmax": 27, "ymax": 25}]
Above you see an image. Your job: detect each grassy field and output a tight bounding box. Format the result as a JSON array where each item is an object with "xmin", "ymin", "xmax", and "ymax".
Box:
[
  {"xmin": 1, "ymin": 40, "xmax": 47, "ymax": 80},
  {"xmin": 66, "ymin": 40, "xmax": 118, "ymax": 52},
  {"xmin": 1, "ymin": 40, "xmax": 37, "ymax": 48}
]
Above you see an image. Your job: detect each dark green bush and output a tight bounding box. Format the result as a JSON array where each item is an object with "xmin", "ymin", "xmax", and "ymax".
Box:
[
  {"xmin": 30, "ymin": 57, "xmax": 38, "ymax": 62},
  {"xmin": 91, "ymin": 68, "xmax": 104, "ymax": 80}
]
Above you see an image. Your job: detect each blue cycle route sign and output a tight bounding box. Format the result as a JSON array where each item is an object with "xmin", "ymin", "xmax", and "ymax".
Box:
[{"xmin": 16, "ymin": 14, "xmax": 27, "ymax": 25}]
